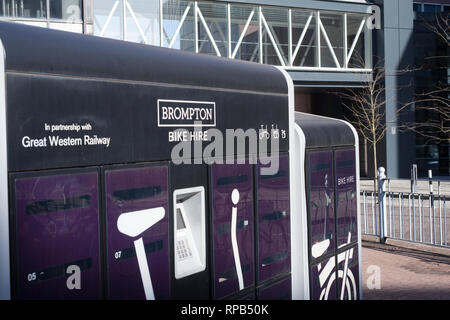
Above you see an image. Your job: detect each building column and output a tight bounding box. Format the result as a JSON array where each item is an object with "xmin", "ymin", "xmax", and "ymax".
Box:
[
  {"xmin": 83, "ymin": 0, "xmax": 94, "ymax": 35},
  {"xmin": 374, "ymin": 0, "xmax": 416, "ymax": 179}
]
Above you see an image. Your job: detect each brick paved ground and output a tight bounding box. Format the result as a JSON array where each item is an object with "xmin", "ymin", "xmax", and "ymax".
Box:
[{"xmin": 361, "ymin": 241, "xmax": 450, "ymax": 300}]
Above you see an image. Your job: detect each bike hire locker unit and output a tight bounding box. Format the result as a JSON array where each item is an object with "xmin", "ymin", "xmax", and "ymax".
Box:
[
  {"xmin": 0, "ymin": 21, "xmax": 293, "ymax": 300},
  {"xmin": 292, "ymin": 112, "xmax": 362, "ymax": 300},
  {"xmin": 0, "ymin": 22, "xmax": 361, "ymax": 301}
]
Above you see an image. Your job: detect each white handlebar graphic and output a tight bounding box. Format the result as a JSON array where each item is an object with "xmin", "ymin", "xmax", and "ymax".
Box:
[
  {"xmin": 231, "ymin": 189, "xmax": 244, "ymax": 291},
  {"xmin": 117, "ymin": 207, "xmax": 165, "ymax": 300}
]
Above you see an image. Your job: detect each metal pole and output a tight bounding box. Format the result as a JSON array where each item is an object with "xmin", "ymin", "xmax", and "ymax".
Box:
[
  {"xmin": 413, "ymin": 193, "xmax": 416, "ymax": 241},
  {"xmin": 391, "ymin": 190, "xmax": 395, "ymax": 238},
  {"xmin": 122, "ymin": 0, "xmax": 127, "ymax": 41},
  {"xmin": 388, "ymin": 180, "xmax": 392, "ymax": 237},
  {"xmin": 83, "ymin": 0, "xmax": 94, "ymax": 35},
  {"xmin": 288, "ymin": 8, "xmax": 292, "ymax": 66},
  {"xmin": 343, "ymin": 13, "xmax": 348, "ymax": 69},
  {"xmin": 372, "ymin": 192, "xmax": 376, "ymax": 235},
  {"xmin": 411, "ymin": 164, "xmax": 417, "ymax": 193},
  {"xmin": 159, "ymin": 0, "xmax": 163, "ymax": 46},
  {"xmin": 408, "ymin": 194, "xmax": 412, "ymax": 241},
  {"xmin": 99, "ymin": 0, "xmax": 120, "ymax": 37},
  {"xmin": 197, "ymin": 7, "xmax": 221, "ymax": 56},
  {"xmin": 439, "ymin": 196, "xmax": 443, "ymax": 246},
  {"xmin": 318, "ymin": 18, "xmax": 340, "ymax": 68},
  {"xmin": 378, "ymin": 167, "xmax": 387, "ymax": 243},
  {"xmin": 421, "ymin": 195, "xmax": 425, "ymax": 243},
  {"xmin": 231, "ymin": 9, "xmax": 255, "ymax": 59},
  {"xmin": 444, "ymin": 198, "xmax": 447, "ymax": 246},
  {"xmin": 363, "ymin": 191, "xmax": 367, "ymax": 234},
  {"xmin": 399, "ymin": 193, "xmax": 403, "ymax": 240},
  {"xmin": 46, "ymin": 0, "xmax": 50, "ymax": 28},
  {"xmin": 194, "ymin": 1, "xmax": 198, "ymax": 53},
  {"xmin": 316, "ymin": 10, "xmax": 321, "ymax": 68},
  {"xmin": 419, "ymin": 194, "xmax": 422, "ymax": 242},
  {"xmin": 227, "ymin": 4, "xmax": 231, "ymax": 58},
  {"xmin": 429, "ymin": 170, "xmax": 434, "ymax": 244},
  {"xmin": 168, "ymin": 4, "xmax": 192, "ymax": 49},
  {"xmin": 292, "ymin": 12, "xmax": 313, "ymax": 63},
  {"xmin": 260, "ymin": 13, "xmax": 286, "ymax": 66},
  {"xmin": 126, "ymin": 1, "xmax": 148, "ymax": 44},
  {"xmin": 348, "ymin": 17, "xmax": 366, "ymax": 66},
  {"xmin": 258, "ymin": 6, "xmax": 263, "ymax": 64},
  {"xmin": 438, "ymin": 182, "xmax": 442, "ymax": 245}
]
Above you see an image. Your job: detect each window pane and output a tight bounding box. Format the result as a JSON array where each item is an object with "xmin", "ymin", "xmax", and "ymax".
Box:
[
  {"xmin": 413, "ymin": 3, "xmax": 422, "ymax": 12},
  {"xmin": 163, "ymin": 0, "xmax": 195, "ymax": 52},
  {"xmin": 94, "ymin": 0, "xmax": 124, "ymax": 40},
  {"xmin": 125, "ymin": 0, "xmax": 160, "ymax": 45},
  {"xmin": 50, "ymin": 0, "xmax": 82, "ymax": 22},
  {"xmin": 197, "ymin": 1, "xmax": 228, "ymax": 57},
  {"xmin": 1, "ymin": 0, "xmax": 47, "ymax": 18},
  {"xmin": 229, "ymin": 4, "xmax": 259, "ymax": 62},
  {"xmin": 347, "ymin": 14, "xmax": 367, "ymax": 69},
  {"xmin": 292, "ymin": 9, "xmax": 316, "ymax": 67},
  {"xmin": 320, "ymin": 13, "xmax": 344, "ymax": 68},
  {"xmin": 261, "ymin": 6, "xmax": 288, "ymax": 66},
  {"xmin": 423, "ymin": 4, "xmax": 440, "ymax": 13}
]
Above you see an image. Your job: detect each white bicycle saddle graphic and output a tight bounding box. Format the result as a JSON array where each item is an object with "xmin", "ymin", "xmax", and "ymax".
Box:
[{"xmin": 117, "ymin": 207, "xmax": 165, "ymax": 300}]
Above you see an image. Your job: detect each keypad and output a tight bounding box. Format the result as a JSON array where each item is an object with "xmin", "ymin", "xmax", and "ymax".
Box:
[{"xmin": 176, "ymin": 238, "xmax": 192, "ymax": 261}]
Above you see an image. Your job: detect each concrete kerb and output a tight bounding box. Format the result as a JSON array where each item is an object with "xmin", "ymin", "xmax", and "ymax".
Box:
[{"xmin": 362, "ymin": 235, "xmax": 450, "ymax": 257}]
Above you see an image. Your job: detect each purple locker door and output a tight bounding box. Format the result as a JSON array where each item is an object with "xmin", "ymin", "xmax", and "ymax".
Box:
[
  {"xmin": 308, "ymin": 151, "xmax": 335, "ymax": 260},
  {"xmin": 337, "ymin": 246, "xmax": 359, "ymax": 300},
  {"xmin": 105, "ymin": 165, "xmax": 170, "ymax": 300},
  {"xmin": 257, "ymin": 155, "xmax": 290, "ymax": 283},
  {"xmin": 238, "ymin": 292, "xmax": 256, "ymax": 300},
  {"xmin": 258, "ymin": 277, "xmax": 292, "ymax": 300},
  {"xmin": 310, "ymin": 256, "xmax": 337, "ymax": 300},
  {"xmin": 335, "ymin": 149, "xmax": 358, "ymax": 247},
  {"xmin": 211, "ymin": 163, "xmax": 254, "ymax": 299},
  {"xmin": 14, "ymin": 171, "xmax": 101, "ymax": 299}
]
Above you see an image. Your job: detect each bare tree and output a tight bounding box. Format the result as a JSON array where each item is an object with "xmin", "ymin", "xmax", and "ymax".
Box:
[
  {"xmin": 335, "ymin": 57, "xmax": 414, "ymax": 190},
  {"xmin": 424, "ymin": 12, "xmax": 450, "ymax": 48},
  {"xmin": 335, "ymin": 62, "xmax": 387, "ymax": 190},
  {"xmin": 404, "ymin": 87, "xmax": 450, "ymax": 143}
]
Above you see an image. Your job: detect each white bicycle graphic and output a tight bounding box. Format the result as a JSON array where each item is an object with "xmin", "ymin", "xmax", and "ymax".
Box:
[{"xmin": 311, "ymin": 232, "xmax": 357, "ymax": 300}]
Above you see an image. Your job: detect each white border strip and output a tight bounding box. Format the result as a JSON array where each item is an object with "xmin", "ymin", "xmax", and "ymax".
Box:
[
  {"xmin": 276, "ymin": 67, "xmax": 310, "ymax": 300},
  {"xmin": 282, "ymin": 67, "xmax": 372, "ymax": 73},
  {"xmin": 0, "ymin": 39, "xmax": 10, "ymax": 300},
  {"xmin": 340, "ymin": 119, "xmax": 363, "ymax": 300}
]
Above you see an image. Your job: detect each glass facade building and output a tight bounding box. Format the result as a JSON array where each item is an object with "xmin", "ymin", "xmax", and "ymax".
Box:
[
  {"xmin": 413, "ymin": 1, "xmax": 450, "ymax": 177},
  {"xmin": 0, "ymin": 0, "xmax": 82, "ymax": 31},
  {"xmin": 91, "ymin": 0, "xmax": 372, "ymax": 71},
  {"xmin": 0, "ymin": 0, "xmax": 447, "ymax": 179},
  {"xmin": 0, "ymin": 0, "xmax": 372, "ymax": 71}
]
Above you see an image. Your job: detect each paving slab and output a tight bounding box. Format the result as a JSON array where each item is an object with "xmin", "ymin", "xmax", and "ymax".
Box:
[{"xmin": 361, "ymin": 241, "xmax": 450, "ymax": 300}]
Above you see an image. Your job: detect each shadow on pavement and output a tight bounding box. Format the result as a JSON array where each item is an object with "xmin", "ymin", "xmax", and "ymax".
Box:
[{"xmin": 362, "ymin": 241, "xmax": 450, "ymax": 266}]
